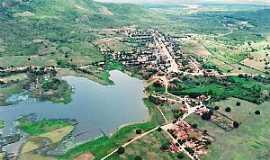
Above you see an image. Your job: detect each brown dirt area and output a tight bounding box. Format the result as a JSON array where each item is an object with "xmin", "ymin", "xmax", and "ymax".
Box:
[{"xmin": 74, "ymin": 153, "xmax": 94, "ymax": 160}]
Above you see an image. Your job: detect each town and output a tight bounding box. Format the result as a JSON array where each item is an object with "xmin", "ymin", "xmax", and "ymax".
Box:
[
  {"xmin": 94, "ymin": 28, "xmax": 245, "ymax": 160},
  {"xmin": 0, "ymin": 27, "xmax": 267, "ymax": 160}
]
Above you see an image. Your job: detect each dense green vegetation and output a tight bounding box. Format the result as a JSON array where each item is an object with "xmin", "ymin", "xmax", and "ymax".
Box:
[
  {"xmin": 168, "ymin": 75, "xmax": 270, "ymax": 103},
  {"xmin": 40, "ymin": 78, "xmax": 73, "ymax": 104},
  {"xmin": 146, "ymin": 81, "xmax": 166, "ymax": 94},
  {"xmin": 99, "ymin": 60, "xmax": 125, "ymax": 84},
  {"xmin": 58, "ymin": 99, "xmax": 164, "ymax": 160},
  {"xmin": 17, "ymin": 118, "xmax": 72, "ymax": 136}
]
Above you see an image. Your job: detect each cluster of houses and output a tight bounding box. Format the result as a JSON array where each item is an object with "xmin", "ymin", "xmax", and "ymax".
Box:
[
  {"xmin": 150, "ymin": 91, "xmax": 240, "ymax": 159},
  {"xmin": 165, "ymin": 121, "xmax": 214, "ymax": 159},
  {"xmin": 100, "ymin": 29, "xmax": 183, "ymax": 76},
  {"xmin": 98, "ymin": 27, "xmax": 218, "ymax": 81}
]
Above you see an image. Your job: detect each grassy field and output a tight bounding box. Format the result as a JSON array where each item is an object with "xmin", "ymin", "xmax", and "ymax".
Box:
[
  {"xmin": 181, "ymin": 36, "xmax": 268, "ymax": 75},
  {"xmin": 186, "ymin": 98, "xmax": 270, "ymax": 160},
  {"xmin": 21, "ymin": 126, "xmax": 74, "ymax": 153},
  {"xmin": 159, "ymin": 104, "xmax": 184, "ymax": 122},
  {"xmin": 17, "ymin": 118, "xmax": 73, "ymax": 136},
  {"xmin": 19, "ymin": 125, "xmax": 74, "ymax": 160},
  {"xmin": 108, "ymin": 130, "xmax": 189, "ymax": 160},
  {"xmin": 0, "ymin": 153, "xmax": 4, "ymax": 160},
  {"xmin": 58, "ymin": 99, "xmax": 165, "ymax": 160}
]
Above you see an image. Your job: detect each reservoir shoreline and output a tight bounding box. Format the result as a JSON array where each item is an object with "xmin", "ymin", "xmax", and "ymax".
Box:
[{"xmin": 0, "ymin": 70, "xmax": 150, "ymax": 157}]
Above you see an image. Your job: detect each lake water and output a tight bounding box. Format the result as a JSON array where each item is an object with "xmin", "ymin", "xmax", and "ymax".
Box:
[{"xmin": 0, "ymin": 70, "xmax": 149, "ymax": 142}]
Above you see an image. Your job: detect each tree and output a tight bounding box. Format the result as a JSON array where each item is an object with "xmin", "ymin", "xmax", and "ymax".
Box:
[
  {"xmin": 177, "ymin": 153, "xmax": 185, "ymax": 159},
  {"xmin": 202, "ymin": 111, "xmax": 213, "ymax": 121},
  {"xmin": 214, "ymin": 106, "xmax": 220, "ymax": 110},
  {"xmin": 136, "ymin": 129, "xmax": 142, "ymax": 134},
  {"xmin": 255, "ymin": 110, "xmax": 261, "ymax": 115},
  {"xmin": 185, "ymin": 147, "xmax": 194, "ymax": 154},
  {"xmin": 160, "ymin": 143, "xmax": 170, "ymax": 151},
  {"xmin": 236, "ymin": 101, "xmax": 241, "ymax": 106},
  {"xmin": 233, "ymin": 121, "xmax": 240, "ymax": 128},
  {"xmin": 225, "ymin": 107, "xmax": 231, "ymax": 112},
  {"xmin": 117, "ymin": 147, "xmax": 125, "ymax": 154},
  {"xmin": 178, "ymin": 139, "xmax": 185, "ymax": 145},
  {"xmin": 172, "ymin": 109, "xmax": 184, "ymax": 119},
  {"xmin": 208, "ymin": 89, "xmax": 214, "ymax": 96},
  {"xmin": 191, "ymin": 123, "xmax": 198, "ymax": 129},
  {"xmin": 205, "ymin": 140, "xmax": 212, "ymax": 145}
]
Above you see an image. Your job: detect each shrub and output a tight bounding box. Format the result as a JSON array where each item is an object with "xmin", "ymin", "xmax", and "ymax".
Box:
[
  {"xmin": 117, "ymin": 147, "xmax": 125, "ymax": 154},
  {"xmin": 134, "ymin": 156, "xmax": 143, "ymax": 160}
]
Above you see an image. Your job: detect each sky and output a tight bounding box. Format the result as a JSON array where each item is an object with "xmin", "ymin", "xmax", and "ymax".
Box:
[{"xmin": 95, "ymin": 0, "xmax": 270, "ymax": 5}]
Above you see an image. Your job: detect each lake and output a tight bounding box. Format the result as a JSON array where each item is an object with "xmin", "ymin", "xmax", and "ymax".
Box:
[{"xmin": 0, "ymin": 70, "xmax": 149, "ymax": 143}]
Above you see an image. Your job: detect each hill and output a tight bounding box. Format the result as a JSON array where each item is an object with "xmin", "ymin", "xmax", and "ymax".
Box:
[{"xmin": 0, "ymin": 0, "xmax": 158, "ymax": 61}]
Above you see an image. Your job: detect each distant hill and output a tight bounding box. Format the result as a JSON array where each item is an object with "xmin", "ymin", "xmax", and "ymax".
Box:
[
  {"xmin": 95, "ymin": 0, "xmax": 270, "ymax": 5},
  {"xmin": 0, "ymin": 0, "xmax": 157, "ymax": 57}
]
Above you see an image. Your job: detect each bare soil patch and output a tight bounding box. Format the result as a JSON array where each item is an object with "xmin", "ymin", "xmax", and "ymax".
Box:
[{"xmin": 74, "ymin": 153, "xmax": 94, "ymax": 160}]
